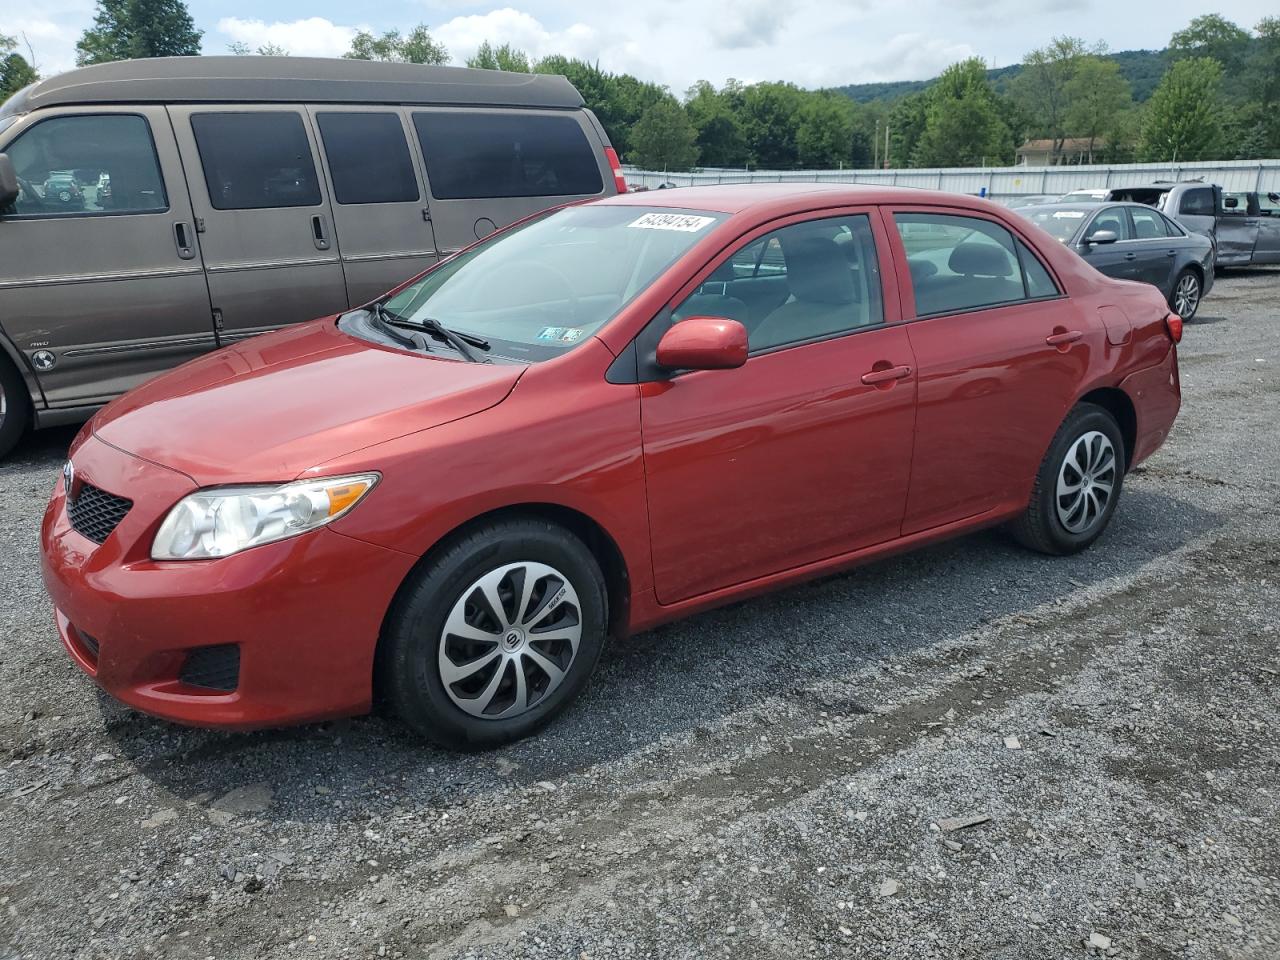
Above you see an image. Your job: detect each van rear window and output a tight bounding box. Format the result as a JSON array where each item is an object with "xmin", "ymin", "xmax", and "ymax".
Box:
[
  {"xmin": 413, "ymin": 111, "xmax": 603, "ymax": 201},
  {"xmin": 190, "ymin": 112, "xmax": 322, "ymax": 210}
]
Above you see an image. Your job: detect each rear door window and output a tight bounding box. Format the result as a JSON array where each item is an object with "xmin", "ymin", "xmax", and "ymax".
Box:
[
  {"xmin": 315, "ymin": 112, "xmax": 419, "ymax": 205},
  {"xmin": 1128, "ymin": 207, "xmax": 1169, "ymax": 239},
  {"xmin": 412, "ymin": 111, "xmax": 603, "ymax": 200},
  {"xmin": 1178, "ymin": 188, "xmax": 1215, "ymax": 217},
  {"xmin": 190, "ymin": 112, "xmax": 322, "ymax": 210}
]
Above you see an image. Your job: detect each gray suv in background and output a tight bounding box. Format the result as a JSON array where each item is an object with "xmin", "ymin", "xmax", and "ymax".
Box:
[
  {"xmin": 1107, "ymin": 181, "xmax": 1280, "ymax": 268},
  {"xmin": 0, "ymin": 57, "xmax": 624, "ymax": 458}
]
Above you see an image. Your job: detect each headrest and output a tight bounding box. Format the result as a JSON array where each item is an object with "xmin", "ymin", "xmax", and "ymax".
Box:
[
  {"xmin": 780, "ymin": 235, "xmax": 855, "ymax": 304},
  {"xmin": 948, "ymin": 242, "xmax": 1014, "ymax": 278}
]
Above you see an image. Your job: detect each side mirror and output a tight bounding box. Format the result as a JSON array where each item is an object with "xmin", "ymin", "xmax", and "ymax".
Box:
[
  {"xmin": 1086, "ymin": 229, "xmax": 1118, "ymax": 245},
  {"xmin": 656, "ymin": 317, "xmax": 748, "ymax": 371},
  {"xmin": 0, "ymin": 154, "xmax": 17, "ymax": 210},
  {"xmin": 1223, "ymin": 196, "xmax": 1239, "ymax": 209}
]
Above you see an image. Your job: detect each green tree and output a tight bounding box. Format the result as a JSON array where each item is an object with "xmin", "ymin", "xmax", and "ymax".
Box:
[
  {"xmin": 1246, "ymin": 17, "xmax": 1280, "ymax": 148},
  {"xmin": 740, "ymin": 82, "xmax": 804, "ymax": 168},
  {"xmin": 684, "ymin": 80, "xmax": 748, "ymax": 167},
  {"xmin": 913, "ymin": 58, "xmax": 1011, "ymax": 167},
  {"xmin": 344, "ymin": 25, "xmax": 448, "ymax": 65},
  {"xmin": 1139, "ymin": 57, "xmax": 1224, "ymax": 161},
  {"xmin": 796, "ymin": 93, "xmax": 855, "ymax": 167},
  {"xmin": 229, "ymin": 41, "xmax": 289, "ymax": 56},
  {"xmin": 630, "ymin": 98, "xmax": 698, "ymax": 170},
  {"xmin": 885, "ymin": 91, "xmax": 928, "ymax": 167},
  {"xmin": 1169, "ymin": 14, "xmax": 1251, "ymax": 76},
  {"xmin": 467, "ymin": 41, "xmax": 531, "ymax": 72},
  {"xmin": 1, "ymin": 35, "xmax": 39, "ymax": 101},
  {"xmin": 76, "ymin": 0, "xmax": 201, "ymax": 65},
  {"xmin": 1012, "ymin": 36, "xmax": 1088, "ymax": 163},
  {"xmin": 1065, "ymin": 56, "xmax": 1132, "ymax": 162}
]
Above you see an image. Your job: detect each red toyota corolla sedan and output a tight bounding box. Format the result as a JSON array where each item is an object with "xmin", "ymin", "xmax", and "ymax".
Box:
[{"xmin": 41, "ymin": 184, "xmax": 1182, "ymax": 749}]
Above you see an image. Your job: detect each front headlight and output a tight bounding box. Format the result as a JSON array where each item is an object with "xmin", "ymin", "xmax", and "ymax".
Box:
[{"xmin": 151, "ymin": 473, "xmax": 379, "ymax": 561}]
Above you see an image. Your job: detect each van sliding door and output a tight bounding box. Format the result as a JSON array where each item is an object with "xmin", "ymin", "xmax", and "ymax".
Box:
[
  {"xmin": 168, "ymin": 104, "xmax": 348, "ymax": 341},
  {"xmin": 308, "ymin": 106, "xmax": 439, "ymax": 308}
]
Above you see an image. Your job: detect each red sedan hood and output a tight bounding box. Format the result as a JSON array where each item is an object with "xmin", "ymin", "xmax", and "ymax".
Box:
[{"xmin": 93, "ymin": 319, "xmax": 524, "ymax": 484}]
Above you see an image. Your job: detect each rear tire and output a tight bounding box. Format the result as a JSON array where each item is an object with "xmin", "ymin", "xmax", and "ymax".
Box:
[
  {"xmin": 381, "ymin": 517, "xmax": 608, "ymax": 750},
  {"xmin": 0, "ymin": 357, "xmax": 32, "ymax": 461},
  {"xmin": 1010, "ymin": 403, "xmax": 1125, "ymax": 556},
  {"xmin": 1171, "ymin": 268, "xmax": 1202, "ymax": 321}
]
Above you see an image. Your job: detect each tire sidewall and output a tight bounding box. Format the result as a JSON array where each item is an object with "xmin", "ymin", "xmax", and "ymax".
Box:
[
  {"xmin": 386, "ymin": 522, "xmax": 607, "ymax": 749},
  {"xmin": 1037, "ymin": 406, "xmax": 1126, "ymax": 553},
  {"xmin": 0, "ymin": 359, "xmax": 32, "ymax": 460},
  {"xmin": 1173, "ymin": 269, "xmax": 1201, "ymax": 321}
]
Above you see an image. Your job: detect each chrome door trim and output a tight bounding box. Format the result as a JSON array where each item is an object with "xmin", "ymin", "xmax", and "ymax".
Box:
[
  {"xmin": 341, "ymin": 250, "xmax": 437, "ymax": 263},
  {"xmin": 204, "ymin": 255, "xmax": 341, "ymax": 274},
  {"xmin": 61, "ymin": 333, "xmax": 219, "ymax": 358},
  {"xmin": 0, "ymin": 265, "xmax": 205, "ymax": 290}
]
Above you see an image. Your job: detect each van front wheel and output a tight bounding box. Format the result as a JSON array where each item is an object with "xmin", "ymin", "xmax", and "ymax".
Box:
[{"xmin": 0, "ymin": 358, "xmax": 32, "ymax": 460}]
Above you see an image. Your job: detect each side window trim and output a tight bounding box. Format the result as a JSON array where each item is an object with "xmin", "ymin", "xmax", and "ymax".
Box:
[{"xmin": 0, "ymin": 112, "xmax": 170, "ymax": 220}]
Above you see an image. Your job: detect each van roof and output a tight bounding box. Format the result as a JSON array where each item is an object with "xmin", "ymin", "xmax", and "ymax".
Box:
[{"xmin": 2, "ymin": 56, "xmax": 585, "ymax": 116}]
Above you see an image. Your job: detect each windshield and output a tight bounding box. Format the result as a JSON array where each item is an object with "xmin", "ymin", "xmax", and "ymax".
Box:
[
  {"xmin": 1017, "ymin": 207, "xmax": 1090, "ymax": 243},
  {"xmin": 383, "ymin": 205, "xmax": 725, "ymax": 361}
]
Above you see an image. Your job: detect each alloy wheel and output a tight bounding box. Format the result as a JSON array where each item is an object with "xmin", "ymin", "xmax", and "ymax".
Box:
[
  {"xmin": 437, "ymin": 561, "xmax": 582, "ymax": 719},
  {"xmin": 1056, "ymin": 430, "xmax": 1117, "ymax": 534},
  {"xmin": 1174, "ymin": 273, "xmax": 1200, "ymax": 318}
]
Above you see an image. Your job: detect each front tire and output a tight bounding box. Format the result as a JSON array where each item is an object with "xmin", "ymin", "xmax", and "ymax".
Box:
[
  {"xmin": 1171, "ymin": 269, "xmax": 1202, "ymax": 321},
  {"xmin": 381, "ymin": 518, "xmax": 608, "ymax": 750},
  {"xmin": 1010, "ymin": 403, "xmax": 1125, "ymax": 556},
  {"xmin": 0, "ymin": 357, "xmax": 32, "ymax": 461}
]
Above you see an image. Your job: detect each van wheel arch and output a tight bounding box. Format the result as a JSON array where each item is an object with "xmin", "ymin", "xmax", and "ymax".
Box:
[
  {"xmin": 372, "ymin": 503, "xmax": 631, "ymax": 704},
  {"xmin": 0, "ymin": 351, "xmax": 35, "ymax": 460}
]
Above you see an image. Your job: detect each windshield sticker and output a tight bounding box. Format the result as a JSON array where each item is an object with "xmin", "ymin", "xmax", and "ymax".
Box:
[
  {"xmin": 536, "ymin": 326, "xmax": 585, "ymax": 343},
  {"xmin": 1052, "ymin": 210, "xmax": 1086, "ymax": 219},
  {"xmin": 629, "ymin": 212, "xmax": 717, "ymax": 233}
]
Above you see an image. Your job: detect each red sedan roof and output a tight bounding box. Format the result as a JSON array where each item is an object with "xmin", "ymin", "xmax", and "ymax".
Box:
[{"xmin": 599, "ymin": 182, "xmax": 991, "ymax": 216}]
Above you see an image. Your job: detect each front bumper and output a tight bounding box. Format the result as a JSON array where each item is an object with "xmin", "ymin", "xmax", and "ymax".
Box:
[{"xmin": 40, "ymin": 435, "xmax": 417, "ymax": 730}]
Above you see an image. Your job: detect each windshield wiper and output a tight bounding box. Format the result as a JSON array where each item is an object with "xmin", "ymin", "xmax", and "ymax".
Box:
[{"xmin": 381, "ymin": 314, "xmax": 489, "ymax": 363}]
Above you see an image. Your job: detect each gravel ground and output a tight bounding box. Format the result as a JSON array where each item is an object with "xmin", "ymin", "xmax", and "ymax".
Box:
[{"xmin": 1, "ymin": 270, "xmax": 1278, "ymax": 960}]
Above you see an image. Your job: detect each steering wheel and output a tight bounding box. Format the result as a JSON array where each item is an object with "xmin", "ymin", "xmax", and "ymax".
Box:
[{"xmin": 502, "ymin": 259, "xmax": 581, "ymax": 325}]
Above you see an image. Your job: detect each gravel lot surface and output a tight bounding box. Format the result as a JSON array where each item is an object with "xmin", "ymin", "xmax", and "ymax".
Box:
[{"xmin": 1, "ymin": 270, "xmax": 1278, "ymax": 960}]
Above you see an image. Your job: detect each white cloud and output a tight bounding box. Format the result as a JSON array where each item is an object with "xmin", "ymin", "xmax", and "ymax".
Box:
[
  {"xmin": 214, "ymin": 17, "xmax": 363, "ymax": 57},
  {"xmin": 433, "ymin": 7, "xmax": 602, "ymax": 64}
]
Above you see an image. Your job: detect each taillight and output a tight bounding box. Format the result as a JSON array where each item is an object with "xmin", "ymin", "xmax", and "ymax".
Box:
[
  {"xmin": 603, "ymin": 146, "xmax": 627, "ymax": 194},
  {"xmin": 1165, "ymin": 312, "xmax": 1183, "ymax": 344}
]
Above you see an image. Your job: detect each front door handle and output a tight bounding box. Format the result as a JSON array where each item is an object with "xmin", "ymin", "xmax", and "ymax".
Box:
[
  {"xmin": 311, "ymin": 214, "xmax": 331, "ymax": 251},
  {"xmin": 861, "ymin": 364, "xmax": 912, "ymax": 385},
  {"xmin": 1166, "ymin": 249, "xmax": 1177, "ymax": 257},
  {"xmin": 1123, "ymin": 252, "xmax": 1137, "ymax": 261},
  {"xmin": 173, "ymin": 221, "xmax": 195, "ymax": 260},
  {"xmin": 1045, "ymin": 330, "xmax": 1083, "ymax": 346}
]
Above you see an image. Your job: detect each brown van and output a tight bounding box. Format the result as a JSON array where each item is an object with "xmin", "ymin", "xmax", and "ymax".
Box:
[{"xmin": 0, "ymin": 56, "xmax": 624, "ymax": 457}]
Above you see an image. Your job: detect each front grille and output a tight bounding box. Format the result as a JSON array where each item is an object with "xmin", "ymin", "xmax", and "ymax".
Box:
[
  {"xmin": 67, "ymin": 483, "xmax": 132, "ymax": 544},
  {"xmin": 179, "ymin": 645, "xmax": 240, "ymax": 692}
]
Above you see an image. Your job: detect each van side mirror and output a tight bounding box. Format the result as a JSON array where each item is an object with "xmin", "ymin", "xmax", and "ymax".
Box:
[
  {"xmin": 656, "ymin": 317, "xmax": 748, "ymax": 371},
  {"xmin": 1085, "ymin": 229, "xmax": 1118, "ymax": 246},
  {"xmin": 0, "ymin": 154, "xmax": 17, "ymax": 210}
]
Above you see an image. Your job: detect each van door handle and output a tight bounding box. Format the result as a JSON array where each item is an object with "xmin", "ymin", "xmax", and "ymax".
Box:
[
  {"xmin": 311, "ymin": 214, "xmax": 331, "ymax": 251},
  {"xmin": 1045, "ymin": 330, "xmax": 1083, "ymax": 346},
  {"xmin": 860, "ymin": 364, "xmax": 912, "ymax": 385},
  {"xmin": 173, "ymin": 221, "xmax": 195, "ymax": 260}
]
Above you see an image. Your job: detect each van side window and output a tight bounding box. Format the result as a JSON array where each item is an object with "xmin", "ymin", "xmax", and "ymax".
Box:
[
  {"xmin": 190, "ymin": 112, "xmax": 322, "ymax": 210},
  {"xmin": 1, "ymin": 114, "xmax": 167, "ymax": 218},
  {"xmin": 315, "ymin": 112, "xmax": 419, "ymax": 205},
  {"xmin": 412, "ymin": 112, "xmax": 603, "ymax": 200}
]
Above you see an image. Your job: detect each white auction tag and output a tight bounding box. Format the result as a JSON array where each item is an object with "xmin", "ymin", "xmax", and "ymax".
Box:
[{"xmin": 628, "ymin": 212, "xmax": 716, "ymax": 232}]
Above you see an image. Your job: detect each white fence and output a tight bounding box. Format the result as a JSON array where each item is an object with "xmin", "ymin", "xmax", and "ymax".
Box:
[{"xmin": 622, "ymin": 159, "xmax": 1280, "ymax": 203}]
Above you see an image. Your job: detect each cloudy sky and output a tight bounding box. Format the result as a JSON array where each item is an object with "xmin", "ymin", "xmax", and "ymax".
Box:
[{"xmin": 5, "ymin": 0, "xmax": 1275, "ymax": 93}]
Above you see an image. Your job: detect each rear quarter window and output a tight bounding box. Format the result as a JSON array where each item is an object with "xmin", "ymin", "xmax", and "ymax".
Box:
[
  {"xmin": 1178, "ymin": 188, "xmax": 1215, "ymax": 217},
  {"xmin": 413, "ymin": 111, "xmax": 603, "ymax": 201}
]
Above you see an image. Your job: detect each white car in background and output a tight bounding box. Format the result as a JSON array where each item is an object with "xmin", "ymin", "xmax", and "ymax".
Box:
[{"xmin": 1059, "ymin": 188, "xmax": 1109, "ymax": 202}]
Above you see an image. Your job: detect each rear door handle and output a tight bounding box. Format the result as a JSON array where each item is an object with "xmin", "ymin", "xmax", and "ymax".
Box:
[
  {"xmin": 1045, "ymin": 330, "xmax": 1083, "ymax": 346},
  {"xmin": 311, "ymin": 214, "xmax": 331, "ymax": 251},
  {"xmin": 861, "ymin": 364, "xmax": 912, "ymax": 385},
  {"xmin": 1123, "ymin": 252, "xmax": 1137, "ymax": 261},
  {"xmin": 1166, "ymin": 249, "xmax": 1177, "ymax": 257},
  {"xmin": 173, "ymin": 221, "xmax": 195, "ymax": 260}
]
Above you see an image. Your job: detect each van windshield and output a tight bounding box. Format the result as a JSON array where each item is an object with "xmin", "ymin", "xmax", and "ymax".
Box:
[{"xmin": 380, "ymin": 205, "xmax": 725, "ymax": 361}]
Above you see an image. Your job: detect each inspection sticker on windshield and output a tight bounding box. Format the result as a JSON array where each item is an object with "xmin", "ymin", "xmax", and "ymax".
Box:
[
  {"xmin": 629, "ymin": 212, "xmax": 716, "ymax": 233},
  {"xmin": 536, "ymin": 326, "xmax": 585, "ymax": 343}
]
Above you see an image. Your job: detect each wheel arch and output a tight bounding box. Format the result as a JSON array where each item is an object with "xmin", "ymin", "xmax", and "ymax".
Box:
[
  {"xmin": 372, "ymin": 501, "xmax": 632, "ymax": 701},
  {"xmin": 0, "ymin": 328, "xmax": 43, "ymax": 412},
  {"xmin": 1078, "ymin": 386, "xmax": 1137, "ymax": 471}
]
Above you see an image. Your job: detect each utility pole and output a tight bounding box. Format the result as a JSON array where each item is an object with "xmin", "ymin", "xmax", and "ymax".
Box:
[
  {"xmin": 873, "ymin": 119, "xmax": 880, "ymax": 169},
  {"xmin": 884, "ymin": 123, "xmax": 891, "ymax": 169}
]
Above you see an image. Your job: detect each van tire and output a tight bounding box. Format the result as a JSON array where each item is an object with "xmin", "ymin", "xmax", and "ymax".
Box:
[
  {"xmin": 381, "ymin": 518, "xmax": 608, "ymax": 750},
  {"xmin": 0, "ymin": 357, "xmax": 32, "ymax": 460}
]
